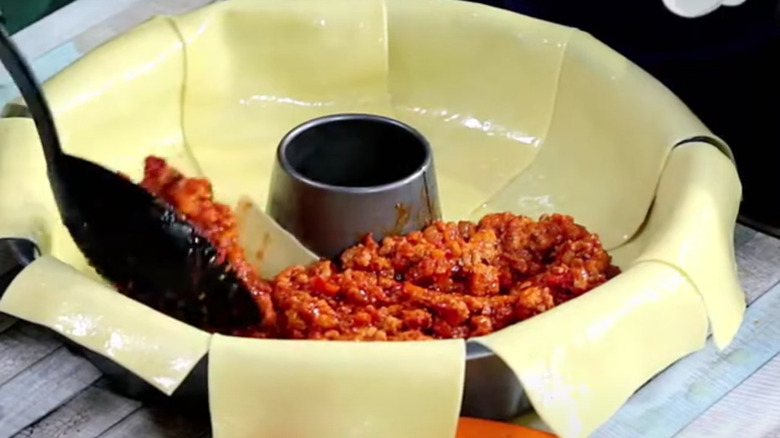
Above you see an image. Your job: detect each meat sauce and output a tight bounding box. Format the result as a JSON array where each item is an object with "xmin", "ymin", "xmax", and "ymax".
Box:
[{"xmin": 140, "ymin": 156, "xmax": 620, "ymax": 341}]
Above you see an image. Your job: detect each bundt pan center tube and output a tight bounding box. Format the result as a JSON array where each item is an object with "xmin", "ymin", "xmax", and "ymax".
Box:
[
  {"xmin": 267, "ymin": 113, "xmax": 443, "ymax": 260},
  {"xmin": 0, "ymin": 1, "xmax": 745, "ymax": 437}
]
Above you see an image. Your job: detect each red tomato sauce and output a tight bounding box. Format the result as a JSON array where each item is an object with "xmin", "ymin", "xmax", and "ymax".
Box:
[{"xmin": 140, "ymin": 156, "xmax": 620, "ymax": 341}]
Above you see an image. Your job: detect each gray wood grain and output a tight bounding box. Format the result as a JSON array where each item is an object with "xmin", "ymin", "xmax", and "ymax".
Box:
[
  {"xmin": 97, "ymin": 407, "xmax": 209, "ymax": 438},
  {"xmin": 735, "ymin": 229, "xmax": 780, "ymax": 303},
  {"xmin": 13, "ymin": 383, "xmax": 140, "ymax": 438},
  {"xmin": 734, "ymin": 224, "xmax": 757, "ymax": 249},
  {"xmin": 677, "ymin": 351, "xmax": 780, "ymax": 438},
  {"xmin": 669, "ymin": 226, "xmax": 780, "ymax": 438},
  {"xmin": 72, "ymin": 0, "xmax": 218, "ymax": 54},
  {"xmin": 0, "ymin": 347, "xmax": 101, "ymax": 438},
  {"xmin": 0, "ymin": 324, "xmax": 61, "ymax": 387},
  {"xmin": 0, "ymin": 0, "xmax": 145, "ymax": 80}
]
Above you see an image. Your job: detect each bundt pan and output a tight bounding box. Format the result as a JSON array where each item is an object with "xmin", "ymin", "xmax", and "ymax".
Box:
[{"xmin": 0, "ymin": 1, "xmax": 744, "ymax": 437}]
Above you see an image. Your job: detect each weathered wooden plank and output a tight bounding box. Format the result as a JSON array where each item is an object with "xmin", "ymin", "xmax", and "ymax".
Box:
[
  {"xmin": 735, "ymin": 230, "xmax": 780, "ymax": 303},
  {"xmin": 72, "ymin": 0, "xmax": 219, "ymax": 54},
  {"xmin": 592, "ymin": 228, "xmax": 780, "ymax": 436},
  {"xmin": 1, "ymin": 0, "xmax": 145, "ymax": 78},
  {"xmin": 0, "ymin": 324, "xmax": 61, "ymax": 387},
  {"xmin": 0, "ymin": 347, "xmax": 101, "ymax": 438},
  {"xmin": 593, "ymin": 279, "xmax": 780, "ymax": 438},
  {"xmin": 734, "ymin": 223, "xmax": 757, "ymax": 250},
  {"xmin": 0, "ymin": 0, "xmax": 219, "ymax": 108},
  {"xmin": 97, "ymin": 406, "xmax": 210, "ymax": 438},
  {"xmin": 13, "ymin": 382, "xmax": 140, "ymax": 438},
  {"xmin": 676, "ymin": 351, "xmax": 780, "ymax": 438}
]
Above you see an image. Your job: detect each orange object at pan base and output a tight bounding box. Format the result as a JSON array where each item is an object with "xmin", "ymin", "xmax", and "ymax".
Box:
[{"xmin": 456, "ymin": 418, "xmax": 557, "ymax": 438}]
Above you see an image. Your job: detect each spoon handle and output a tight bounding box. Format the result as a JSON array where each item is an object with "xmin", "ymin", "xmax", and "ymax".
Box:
[{"xmin": 0, "ymin": 24, "xmax": 64, "ymax": 168}]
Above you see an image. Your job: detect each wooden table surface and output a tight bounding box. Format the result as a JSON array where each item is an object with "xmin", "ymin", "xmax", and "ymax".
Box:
[{"xmin": 1, "ymin": 1, "xmax": 779, "ymax": 437}]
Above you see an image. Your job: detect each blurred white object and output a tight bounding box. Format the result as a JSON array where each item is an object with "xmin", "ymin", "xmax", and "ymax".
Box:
[{"xmin": 663, "ymin": 0, "xmax": 747, "ymax": 17}]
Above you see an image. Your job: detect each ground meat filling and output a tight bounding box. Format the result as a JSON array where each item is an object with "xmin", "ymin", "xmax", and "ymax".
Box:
[
  {"xmin": 140, "ymin": 156, "xmax": 620, "ymax": 341},
  {"xmin": 140, "ymin": 156, "xmax": 277, "ymax": 327}
]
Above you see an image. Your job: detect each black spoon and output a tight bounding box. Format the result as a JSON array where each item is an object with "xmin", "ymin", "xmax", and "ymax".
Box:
[{"xmin": 0, "ymin": 25, "xmax": 260, "ymax": 330}]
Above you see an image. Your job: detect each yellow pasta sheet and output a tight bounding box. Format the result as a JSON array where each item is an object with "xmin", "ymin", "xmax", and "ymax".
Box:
[
  {"xmin": 476, "ymin": 261, "xmax": 709, "ymax": 438},
  {"xmin": 172, "ymin": 0, "xmax": 395, "ymax": 210},
  {"xmin": 623, "ymin": 143, "xmax": 744, "ymax": 349},
  {"xmin": 0, "ymin": 256, "xmax": 210, "ymax": 395},
  {"xmin": 235, "ymin": 196, "xmax": 319, "ymax": 278},
  {"xmin": 209, "ymin": 335, "xmax": 465, "ymax": 438}
]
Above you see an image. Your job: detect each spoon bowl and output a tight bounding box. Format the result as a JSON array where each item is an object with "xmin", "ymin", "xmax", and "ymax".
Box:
[{"xmin": 0, "ymin": 26, "xmax": 260, "ymax": 330}]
